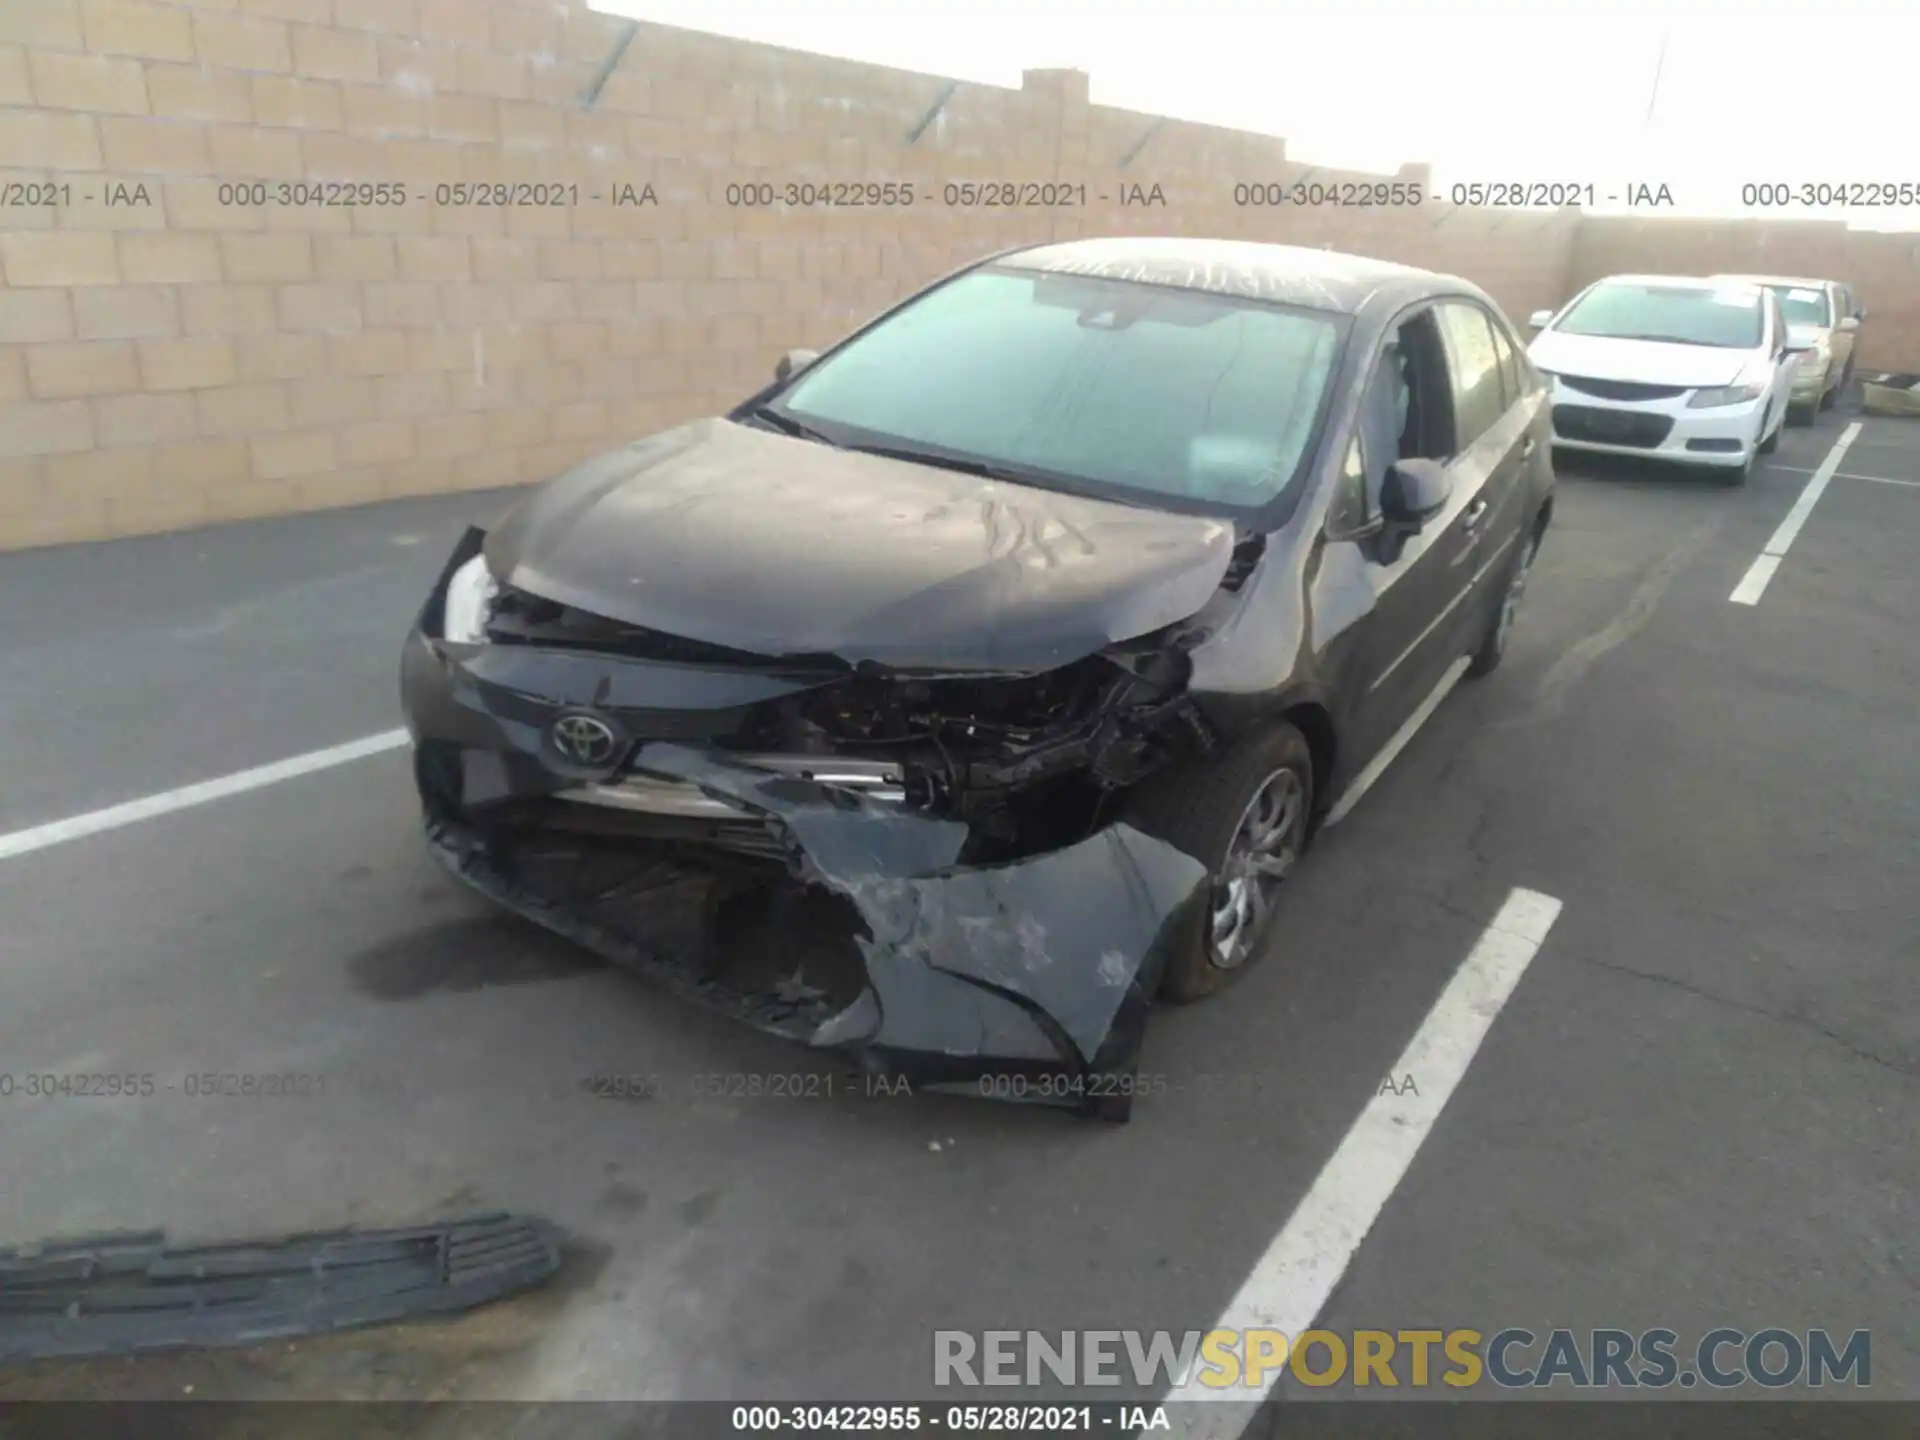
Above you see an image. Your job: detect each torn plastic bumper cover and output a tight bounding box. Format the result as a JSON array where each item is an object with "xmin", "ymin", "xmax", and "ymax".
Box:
[{"xmin": 426, "ymin": 743, "xmax": 1209, "ymax": 1120}]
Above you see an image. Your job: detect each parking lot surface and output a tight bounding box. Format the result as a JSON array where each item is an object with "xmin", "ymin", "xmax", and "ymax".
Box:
[{"xmin": 0, "ymin": 399, "xmax": 1914, "ymax": 1416}]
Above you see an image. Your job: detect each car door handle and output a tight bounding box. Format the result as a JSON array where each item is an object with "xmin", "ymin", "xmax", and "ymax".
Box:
[
  {"xmin": 1519, "ymin": 436, "xmax": 1536, "ymax": 459},
  {"xmin": 1461, "ymin": 498, "xmax": 1489, "ymax": 531}
]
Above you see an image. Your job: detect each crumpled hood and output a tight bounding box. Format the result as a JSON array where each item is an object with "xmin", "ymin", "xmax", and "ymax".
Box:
[
  {"xmin": 1529, "ymin": 329, "xmax": 1753, "ymax": 389},
  {"xmin": 485, "ymin": 418, "xmax": 1236, "ymax": 673}
]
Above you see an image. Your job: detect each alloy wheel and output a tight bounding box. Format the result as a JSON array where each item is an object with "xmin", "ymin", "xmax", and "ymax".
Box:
[{"xmin": 1208, "ymin": 767, "xmax": 1305, "ymax": 969}]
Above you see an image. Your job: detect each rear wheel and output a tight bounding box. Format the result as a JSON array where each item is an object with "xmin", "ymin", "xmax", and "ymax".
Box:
[
  {"xmin": 1466, "ymin": 526, "xmax": 1539, "ymax": 678},
  {"xmin": 1819, "ymin": 379, "xmax": 1838, "ymax": 412},
  {"xmin": 1787, "ymin": 401, "xmax": 1816, "ymax": 427},
  {"xmin": 1121, "ymin": 723, "xmax": 1314, "ymax": 1002}
]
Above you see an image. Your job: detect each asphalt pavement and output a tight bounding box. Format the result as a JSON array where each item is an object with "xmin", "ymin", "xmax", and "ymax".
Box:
[{"xmin": 0, "ymin": 399, "xmax": 1913, "ymax": 1421}]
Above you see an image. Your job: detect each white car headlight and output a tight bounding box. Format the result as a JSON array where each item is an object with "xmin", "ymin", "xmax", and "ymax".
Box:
[
  {"xmin": 442, "ymin": 553, "xmax": 499, "ymax": 644},
  {"xmin": 1687, "ymin": 381, "xmax": 1766, "ymax": 409}
]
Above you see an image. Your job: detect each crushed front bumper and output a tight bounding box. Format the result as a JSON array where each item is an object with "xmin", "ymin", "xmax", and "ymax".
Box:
[{"xmin": 400, "ymin": 536, "xmax": 1208, "ymax": 1120}]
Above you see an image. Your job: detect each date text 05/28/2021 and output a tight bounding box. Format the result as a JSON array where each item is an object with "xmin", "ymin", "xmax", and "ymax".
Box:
[{"xmin": 730, "ymin": 1405, "xmax": 1169, "ymax": 1433}]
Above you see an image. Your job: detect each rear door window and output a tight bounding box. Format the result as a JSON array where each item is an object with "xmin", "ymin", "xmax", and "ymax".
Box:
[{"xmin": 1436, "ymin": 302, "xmax": 1505, "ymax": 447}]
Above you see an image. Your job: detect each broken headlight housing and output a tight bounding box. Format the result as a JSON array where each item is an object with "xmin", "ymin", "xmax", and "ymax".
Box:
[{"xmin": 442, "ymin": 552, "xmax": 500, "ymax": 644}]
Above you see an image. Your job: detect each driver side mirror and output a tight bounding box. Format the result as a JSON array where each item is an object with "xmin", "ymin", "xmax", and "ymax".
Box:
[
  {"xmin": 1527, "ymin": 309, "xmax": 1554, "ymax": 330},
  {"xmin": 774, "ymin": 348, "xmax": 820, "ymax": 384},
  {"xmin": 1380, "ymin": 458, "xmax": 1453, "ymax": 535},
  {"xmin": 1838, "ymin": 315, "xmax": 1860, "ymax": 333}
]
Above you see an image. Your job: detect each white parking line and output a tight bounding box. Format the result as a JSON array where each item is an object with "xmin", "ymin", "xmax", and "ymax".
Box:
[
  {"xmin": 1727, "ymin": 555, "xmax": 1782, "ymax": 607},
  {"xmin": 1157, "ymin": 887, "xmax": 1564, "ymax": 1436},
  {"xmin": 1765, "ymin": 464, "xmax": 1919, "ymax": 488},
  {"xmin": 1730, "ymin": 422, "xmax": 1862, "ymax": 606},
  {"xmin": 0, "ymin": 730, "xmax": 410, "ymax": 864}
]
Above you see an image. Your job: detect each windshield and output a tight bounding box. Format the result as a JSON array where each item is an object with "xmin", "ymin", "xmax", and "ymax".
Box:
[
  {"xmin": 770, "ymin": 266, "xmax": 1346, "ymax": 513},
  {"xmin": 1554, "ymin": 282, "xmax": 1764, "ymax": 349},
  {"xmin": 1766, "ymin": 284, "xmax": 1832, "ymax": 328}
]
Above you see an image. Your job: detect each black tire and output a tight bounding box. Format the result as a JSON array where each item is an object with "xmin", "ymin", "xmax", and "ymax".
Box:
[
  {"xmin": 1787, "ymin": 401, "xmax": 1816, "ymax": 427},
  {"xmin": 1819, "ymin": 381, "xmax": 1837, "ymax": 412},
  {"xmin": 1121, "ymin": 723, "xmax": 1314, "ymax": 1003},
  {"xmin": 1466, "ymin": 526, "xmax": 1539, "ymax": 678}
]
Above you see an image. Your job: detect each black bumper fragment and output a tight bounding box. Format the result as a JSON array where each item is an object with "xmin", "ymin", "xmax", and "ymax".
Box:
[{"xmin": 0, "ymin": 1212, "xmax": 560, "ymax": 1363}]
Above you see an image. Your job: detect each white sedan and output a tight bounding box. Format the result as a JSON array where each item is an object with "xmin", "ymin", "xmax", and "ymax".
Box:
[{"xmin": 1526, "ymin": 275, "xmax": 1808, "ymax": 485}]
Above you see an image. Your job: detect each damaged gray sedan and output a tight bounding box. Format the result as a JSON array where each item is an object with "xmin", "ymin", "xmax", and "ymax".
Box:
[{"xmin": 400, "ymin": 236, "xmax": 1555, "ymax": 1118}]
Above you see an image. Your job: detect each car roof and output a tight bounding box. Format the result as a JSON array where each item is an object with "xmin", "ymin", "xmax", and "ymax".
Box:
[
  {"xmin": 993, "ymin": 235, "xmax": 1466, "ymax": 314},
  {"xmin": 1711, "ymin": 273, "xmax": 1835, "ymax": 289},
  {"xmin": 1593, "ymin": 273, "xmax": 1761, "ymax": 293}
]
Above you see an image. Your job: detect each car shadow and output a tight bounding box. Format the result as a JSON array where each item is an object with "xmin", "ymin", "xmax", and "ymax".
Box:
[{"xmin": 1550, "ymin": 448, "xmax": 1740, "ymax": 489}]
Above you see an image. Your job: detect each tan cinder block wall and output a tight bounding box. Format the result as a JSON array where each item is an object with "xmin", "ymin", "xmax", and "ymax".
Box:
[
  {"xmin": 0, "ymin": 0, "xmax": 1910, "ymax": 552},
  {"xmin": 1565, "ymin": 217, "xmax": 1920, "ymax": 372}
]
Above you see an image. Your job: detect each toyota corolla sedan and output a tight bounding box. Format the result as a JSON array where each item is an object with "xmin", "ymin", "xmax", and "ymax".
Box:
[
  {"xmin": 400, "ymin": 236, "xmax": 1555, "ymax": 1117},
  {"xmin": 1527, "ymin": 275, "xmax": 1806, "ymax": 484}
]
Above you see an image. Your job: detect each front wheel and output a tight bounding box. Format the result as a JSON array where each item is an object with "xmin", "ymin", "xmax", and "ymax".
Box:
[{"xmin": 1121, "ymin": 724, "xmax": 1314, "ymax": 1002}]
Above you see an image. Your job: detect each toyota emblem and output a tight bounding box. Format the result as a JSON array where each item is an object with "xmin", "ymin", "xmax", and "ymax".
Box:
[{"xmin": 550, "ymin": 713, "xmax": 621, "ymax": 766}]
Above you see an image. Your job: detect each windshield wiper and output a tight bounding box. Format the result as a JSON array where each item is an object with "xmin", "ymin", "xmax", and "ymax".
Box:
[
  {"xmin": 841, "ymin": 441, "xmax": 1025, "ymax": 482},
  {"xmin": 1601, "ymin": 333, "xmax": 1731, "ymax": 348},
  {"xmin": 745, "ymin": 405, "xmax": 840, "ymax": 446},
  {"xmin": 751, "ymin": 415, "xmax": 1053, "ymax": 485}
]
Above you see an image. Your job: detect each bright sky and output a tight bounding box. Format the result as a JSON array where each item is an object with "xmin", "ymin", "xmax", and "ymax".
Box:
[{"xmin": 594, "ymin": 0, "xmax": 1920, "ymax": 230}]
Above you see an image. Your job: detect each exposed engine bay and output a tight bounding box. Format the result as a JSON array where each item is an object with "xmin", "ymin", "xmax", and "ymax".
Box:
[
  {"xmin": 480, "ymin": 578, "xmax": 1218, "ymax": 863},
  {"xmin": 755, "ymin": 654, "xmax": 1211, "ymax": 836}
]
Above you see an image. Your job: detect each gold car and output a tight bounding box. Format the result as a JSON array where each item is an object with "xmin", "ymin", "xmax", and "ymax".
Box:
[{"xmin": 1712, "ymin": 274, "xmax": 1865, "ymax": 422}]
